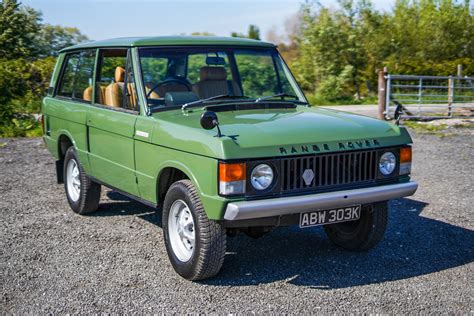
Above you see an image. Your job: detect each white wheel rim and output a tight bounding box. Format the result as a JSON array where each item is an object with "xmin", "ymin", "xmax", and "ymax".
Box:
[
  {"xmin": 66, "ymin": 159, "xmax": 81, "ymax": 202},
  {"xmin": 168, "ymin": 199, "xmax": 195, "ymax": 262}
]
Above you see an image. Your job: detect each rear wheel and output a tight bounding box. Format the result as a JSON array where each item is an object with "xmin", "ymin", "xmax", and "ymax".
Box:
[
  {"xmin": 63, "ymin": 147, "xmax": 101, "ymax": 215},
  {"xmin": 323, "ymin": 202, "xmax": 388, "ymax": 251},
  {"xmin": 163, "ymin": 180, "xmax": 226, "ymax": 280}
]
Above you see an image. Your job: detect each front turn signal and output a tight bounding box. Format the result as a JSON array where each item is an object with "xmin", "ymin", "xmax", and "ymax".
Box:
[
  {"xmin": 400, "ymin": 146, "xmax": 412, "ymax": 175},
  {"xmin": 219, "ymin": 162, "xmax": 246, "ymax": 195},
  {"xmin": 400, "ymin": 146, "xmax": 412, "ymax": 163}
]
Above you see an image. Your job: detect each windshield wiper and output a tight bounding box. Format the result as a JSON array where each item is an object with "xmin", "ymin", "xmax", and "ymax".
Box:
[
  {"xmin": 181, "ymin": 94, "xmax": 250, "ymax": 111},
  {"xmin": 255, "ymin": 93, "xmax": 298, "ymax": 103},
  {"xmin": 255, "ymin": 93, "xmax": 300, "ymax": 103}
]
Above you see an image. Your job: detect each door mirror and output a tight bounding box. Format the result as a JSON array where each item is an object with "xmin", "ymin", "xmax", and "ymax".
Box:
[
  {"xmin": 200, "ymin": 111, "xmax": 218, "ymax": 130},
  {"xmin": 200, "ymin": 111, "xmax": 222, "ymax": 137},
  {"xmin": 393, "ymin": 101, "xmax": 403, "ymax": 126}
]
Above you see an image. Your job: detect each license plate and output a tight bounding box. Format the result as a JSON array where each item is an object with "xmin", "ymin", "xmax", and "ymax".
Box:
[{"xmin": 299, "ymin": 205, "xmax": 361, "ymax": 228}]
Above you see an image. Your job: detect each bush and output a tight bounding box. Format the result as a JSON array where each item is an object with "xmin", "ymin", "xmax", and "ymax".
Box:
[
  {"xmin": 0, "ymin": 57, "xmax": 55, "ymax": 137},
  {"xmin": 317, "ymin": 66, "xmax": 353, "ymax": 100}
]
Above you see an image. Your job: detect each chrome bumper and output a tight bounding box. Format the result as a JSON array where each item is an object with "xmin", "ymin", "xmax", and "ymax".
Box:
[{"xmin": 224, "ymin": 181, "xmax": 418, "ymax": 221}]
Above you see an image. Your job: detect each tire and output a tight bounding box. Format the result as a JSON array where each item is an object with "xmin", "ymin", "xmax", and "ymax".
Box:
[
  {"xmin": 63, "ymin": 147, "xmax": 101, "ymax": 215},
  {"xmin": 162, "ymin": 180, "xmax": 226, "ymax": 281},
  {"xmin": 323, "ymin": 201, "xmax": 388, "ymax": 251}
]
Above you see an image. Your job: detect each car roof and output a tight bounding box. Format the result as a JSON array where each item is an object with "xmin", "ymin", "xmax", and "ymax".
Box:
[{"xmin": 60, "ymin": 36, "xmax": 276, "ymax": 52}]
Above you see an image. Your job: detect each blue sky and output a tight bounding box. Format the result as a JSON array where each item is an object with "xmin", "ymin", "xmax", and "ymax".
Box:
[{"xmin": 22, "ymin": 0, "xmax": 396, "ymax": 41}]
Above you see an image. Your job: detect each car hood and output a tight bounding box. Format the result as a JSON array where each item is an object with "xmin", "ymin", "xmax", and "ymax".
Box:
[{"xmin": 150, "ymin": 106, "xmax": 412, "ymax": 159}]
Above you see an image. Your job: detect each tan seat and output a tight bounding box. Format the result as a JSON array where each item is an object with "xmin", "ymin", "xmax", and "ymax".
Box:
[
  {"xmin": 83, "ymin": 85, "xmax": 105, "ymax": 104},
  {"xmin": 83, "ymin": 86, "xmax": 93, "ymax": 101},
  {"xmin": 104, "ymin": 67, "xmax": 125, "ymax": 107},
  {"xmin": 127, "ymin": 82, "xmax": 137, "ymax": 108},
  {"xmin": 193, "ymin": 66, "xmax": 241, "ymax": 99}
]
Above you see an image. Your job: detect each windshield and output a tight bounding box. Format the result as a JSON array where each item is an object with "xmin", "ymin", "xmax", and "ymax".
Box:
[{"xmin": 138, "ymin": 47, "xmax": 306, "ymax": 109}]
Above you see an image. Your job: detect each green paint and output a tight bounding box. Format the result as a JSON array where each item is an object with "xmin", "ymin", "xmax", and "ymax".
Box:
[{"xmin": 43, "ymin": 38, "xmax": 413, "ymax": 220}]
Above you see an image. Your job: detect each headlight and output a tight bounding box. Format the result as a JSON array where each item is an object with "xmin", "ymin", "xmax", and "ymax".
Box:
[
  {"xmin": 250, "ymin": 164, "xmax": 274, "ymax": 190},
  {"xmin": 379, "ymin": 152, "xmax": 396, "ymax": 175}
]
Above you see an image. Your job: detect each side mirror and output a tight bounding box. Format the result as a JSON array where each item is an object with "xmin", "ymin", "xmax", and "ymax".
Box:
[
  {"xmin": 393, "ymin": 101, "xmax": 403, "ymax": 126},
  {"xmin": 200, "ymin": 111, "xmax": 222, "ymax": 137},
  {"xmin": 200, "ymin": 111, "xmax": 218, "ymax": 129}
]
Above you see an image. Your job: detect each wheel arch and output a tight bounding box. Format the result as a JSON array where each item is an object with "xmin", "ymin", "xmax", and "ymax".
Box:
[
  {"xmin": 156, "ymin": 161, "xmax": 202, "ymax": 206},
  {"xmin": 54, "ymin": 131, "xmax": 76, "ymax": 184},
  {"xmin": 56, "ymin": 130, "xmax": 76, "ymax": 160}
]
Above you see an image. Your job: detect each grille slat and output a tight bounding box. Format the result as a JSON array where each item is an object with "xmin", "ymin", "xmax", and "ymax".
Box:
[{"xmin": 281, "ymin": 150, "xmax": 378, "ymax": 193}]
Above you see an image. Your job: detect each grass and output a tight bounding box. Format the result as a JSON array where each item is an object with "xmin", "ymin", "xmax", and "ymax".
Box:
[
  {"xmin": 403, "ymin": 121, "xmax": 448, "ymax": 132},
  {"xmin": 403, "ymin": 120, "xmax": 473, "ymax": 137},
  {"xmin": 453, "ymin": 123, "xmax": 473, "ymax": 129}
]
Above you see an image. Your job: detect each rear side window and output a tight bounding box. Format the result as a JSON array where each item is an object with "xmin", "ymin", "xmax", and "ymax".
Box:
[{"xmin": 57, "ymin": 50, "xmax": 96, "ymax": 101}]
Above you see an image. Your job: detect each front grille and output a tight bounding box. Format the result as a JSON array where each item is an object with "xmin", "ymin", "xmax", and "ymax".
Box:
[{"xmin": 281, "ymin": 150, "xmax": 378, "ymax": 193}]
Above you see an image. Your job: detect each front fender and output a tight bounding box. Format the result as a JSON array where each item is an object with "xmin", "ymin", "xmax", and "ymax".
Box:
[{"xmin": 134, "ymin": 142, "xmax": 228, "ymax": 220}]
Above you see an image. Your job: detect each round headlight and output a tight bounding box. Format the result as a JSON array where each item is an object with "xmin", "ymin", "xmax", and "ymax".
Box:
[
  {"xmin": 251, "ymin": 164, "xmax": 274, "ymax": 190},
  {"xmin": 379, "ymin": 152, "xmax": 396, "ymax": 175}
]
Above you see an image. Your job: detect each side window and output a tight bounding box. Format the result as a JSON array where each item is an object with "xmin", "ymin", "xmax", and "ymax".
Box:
[
  {"xmin": 57, "ymin": 50, "xmax": 95, "ymax": 101},
  {"xmin": 95, "ymin": 49, "xmax": 128, "ymax": 108}
]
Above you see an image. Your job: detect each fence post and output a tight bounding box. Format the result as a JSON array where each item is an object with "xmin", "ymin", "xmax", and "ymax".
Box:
[
  {"xmin": 448, "ymin": 76, "xmax": 454, "ymax": 117},
  {"xmin": 457, "ymin": 64, "xmax": 463, "ymax": 77},
  {"xmin": 418, "ymin": 77, "xmax": 423, "ymax": 117},
  {"xmin": 378, "ymin": 67, "xmax": 387, "ymax": 120}
]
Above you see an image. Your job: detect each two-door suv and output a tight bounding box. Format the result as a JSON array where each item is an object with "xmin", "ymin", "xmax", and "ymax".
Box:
[{"xmin": 42, "ymin": 36, "xmax": 418, "ymax": 280}]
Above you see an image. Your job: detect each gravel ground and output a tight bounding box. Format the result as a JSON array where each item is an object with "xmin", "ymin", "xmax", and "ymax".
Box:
[{"xmin": 1, "ymin": 129, "xmax": 473, "ymax": 313}]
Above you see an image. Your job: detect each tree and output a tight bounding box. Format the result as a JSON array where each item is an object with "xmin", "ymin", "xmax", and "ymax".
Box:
[
  {"xmin": 231, "ymin": 24, "xmax": 261, "ymax": 40},
  {"xmin": 293, "ymin": 0, "xmax": 474, "ymax": 103},
  {"xmin": 190, "ymin": 31, "xmax": 215, "ymax": 36},
  {"xmin": 0, "ymin": 0, "xmax": 41, "ymax": 58},
  {"xmin": 0, "ymin": 0, "xmax": 89, "ymax": 136},
  {"xmin": 36, "ymin": 24, "xmax": 88, "ymax": 57},
  {"xmin": 247, "ymin": 24, "xmax": 260, "ymax": 40},
  {"xmin": 231, "ymin": 31, "xmax": 246, "ymax": 38}
]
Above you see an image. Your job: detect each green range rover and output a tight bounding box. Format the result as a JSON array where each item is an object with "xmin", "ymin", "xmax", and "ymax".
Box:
[{"xmin": 42, "ymin": 36, "xmax": 418, "ymax": 280}]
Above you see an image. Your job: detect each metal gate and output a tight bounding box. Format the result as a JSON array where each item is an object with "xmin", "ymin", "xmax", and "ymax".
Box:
[{"xmin": 384, "ymin": 74, "xmax": 474, "ymax": 119}]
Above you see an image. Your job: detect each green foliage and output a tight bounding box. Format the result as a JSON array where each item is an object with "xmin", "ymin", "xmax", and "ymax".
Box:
[
  {"xmin": 247, "ymin": 25, "xmax": 261, "ymax": 40},
  {"xmin": 190, "ymin": 32, "xmax": 215, "ymax": 36},
  {"xmin": 293, "ymin": 0, "xmax": 474, "ymax": 105},
  {"xmin": 231, "ymin": 24, "xmax": 261, "ymax": 40},
  {"xmin": 314, "ymin": 65, "xmax": 355, "ymax": 102},
  {"xmin": 0, "ymin": 0, "xmax": 41, "ymax": 59},
  {"xmin": 36, "ymin": 24, "xmax": 88, "ymax": 57},
  {"xmin": 236, "ymin": 55, "xmax": 277, "ymax": 97},
  {"xmin": 230, "ymin": 32, "xmax": 245, "ymax": 38},
  {"xmin": 0, "ymin": 0, "xmax": 87, "ymax": 137}
]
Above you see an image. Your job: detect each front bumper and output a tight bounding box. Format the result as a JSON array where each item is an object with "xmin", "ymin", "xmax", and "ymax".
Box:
[{"xmin": 224, "ymin": 181, "xmax": 418, "ymax": 221}]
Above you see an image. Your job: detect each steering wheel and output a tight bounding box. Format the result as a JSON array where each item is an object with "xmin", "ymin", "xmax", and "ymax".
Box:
[{"xmin": 146, "ymin": 78, "xmax": 192, "ymax": 98}]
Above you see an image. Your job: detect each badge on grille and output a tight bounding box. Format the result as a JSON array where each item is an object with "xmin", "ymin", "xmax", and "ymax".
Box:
[{"xmin": 302, "ymin": 169, "xmax": 315, "ymax": 186}]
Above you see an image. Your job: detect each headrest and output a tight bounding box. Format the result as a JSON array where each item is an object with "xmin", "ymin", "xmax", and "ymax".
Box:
[
  {"xmin": 200, "ymin": 66, "xmax": 227, "ymax": 81},
  {"xmin": 115, "ymin": 67, "xmax": 125, "ymax": 82}
]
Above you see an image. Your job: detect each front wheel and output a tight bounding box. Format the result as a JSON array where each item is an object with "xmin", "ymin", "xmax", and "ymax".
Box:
[
  {"xmin": 162, "ymin": 180, "xmax": 226, "ymax": 281},
  {"xmin": 323, "ymin": 201, "xmax": 388, "ymax": 251}
]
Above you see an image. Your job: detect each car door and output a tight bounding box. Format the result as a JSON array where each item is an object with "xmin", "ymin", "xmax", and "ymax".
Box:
[{"xmin": 86, "ymin": 48, "xmax": 140, "ymax": 196}]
